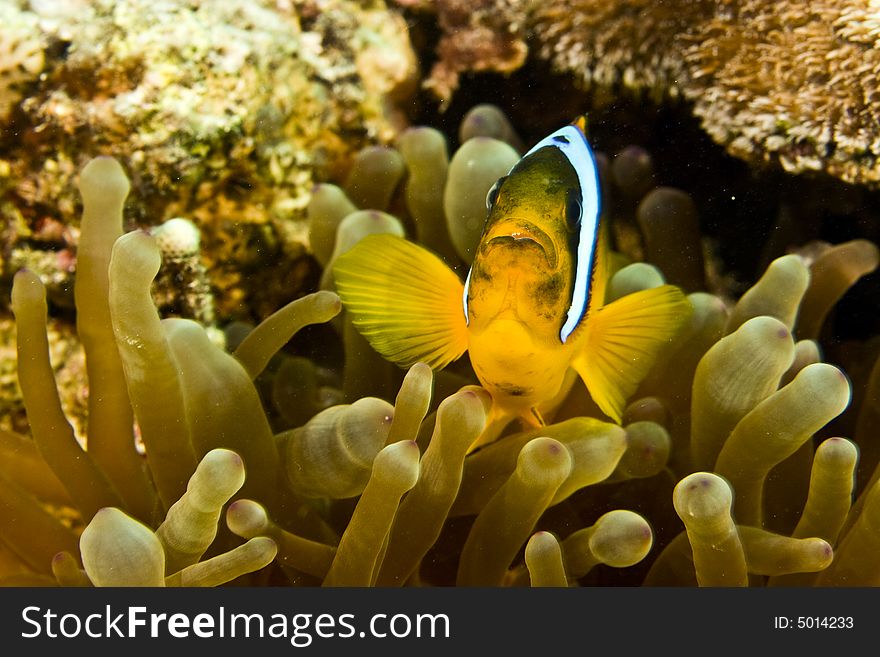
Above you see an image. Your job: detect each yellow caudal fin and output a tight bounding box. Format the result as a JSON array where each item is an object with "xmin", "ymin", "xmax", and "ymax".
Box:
[
  {"xmin": 572, "ymin": 285, "xmax": 691, "ymax": 423},
  {"xmin": 333, "ymin": 233, "xmax": 469, "ymax": 370}
]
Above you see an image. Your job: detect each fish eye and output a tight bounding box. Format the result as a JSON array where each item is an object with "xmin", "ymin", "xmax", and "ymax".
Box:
[
  {"xmin": 485, "ymin": 176, "xmax": 506, "ymax": 210},
  {"xmin": 566, "ymin": 189, "xmax": 582, "ymax": 229}
]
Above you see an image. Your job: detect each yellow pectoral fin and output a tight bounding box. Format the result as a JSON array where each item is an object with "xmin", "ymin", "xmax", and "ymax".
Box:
[
  {"xmin": 573, "ymin": 285, "xmax": 692, "ymax": 423},
  {"xmin": 333, "ymin": 233, "xmax": 469, "ymax": 370}
]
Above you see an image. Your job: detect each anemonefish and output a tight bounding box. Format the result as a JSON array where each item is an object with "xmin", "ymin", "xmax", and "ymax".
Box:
[{"xmin": 333, "ymin": 117, "xmax": 691, "ymax": 443}]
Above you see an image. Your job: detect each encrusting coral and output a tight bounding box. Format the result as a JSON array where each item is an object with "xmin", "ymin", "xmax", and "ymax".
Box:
[
  {"xmin": 2, "ymin": 103, "xmax": 880, "ymax": 588},
  {"xmin": 1, "ymin": 0, "xmax": 417, "ymax": 324},
  {"xmin": 0, "ymin": 3, "xmax": 44, "ymax": 123},
  {"xmin": 411, "ymin": 0, "xmax": 880, "ymax": 187}
]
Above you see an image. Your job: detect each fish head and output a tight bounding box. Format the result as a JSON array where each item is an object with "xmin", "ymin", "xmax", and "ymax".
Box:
[{"xmin": 464, "ymin": 125, "xmax": 602, "ymax": 345}]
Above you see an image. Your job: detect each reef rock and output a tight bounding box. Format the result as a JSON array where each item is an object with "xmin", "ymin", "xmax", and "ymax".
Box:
[
  {"xmin": 0, "ymin": 0, "xmax": 417, "ymax": 319},
  {"xmin": 414, "ymin": 0, "xmax": 880, "ymax": 187}
]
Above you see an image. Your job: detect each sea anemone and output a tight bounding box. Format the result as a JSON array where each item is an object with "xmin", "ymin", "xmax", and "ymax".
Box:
[{"xmin": 1, "ymin": 104, "xmax": 879, "ymax": 587}]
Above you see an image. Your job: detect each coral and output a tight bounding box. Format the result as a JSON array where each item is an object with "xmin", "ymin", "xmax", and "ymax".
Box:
[
  {"xmin": 0, "ymin": 3, "xmax": 44, "ymax": 122},
  {"xmin": 2, "ymin": 103, "xmax": 880, "ymax": 590},
  {"xmin": 530, "ymin": 0, "xmax": 711, "ymax": 104},
  {"xmin": 422, "ymin": 0, "xmax": 528, "ymax": 104},
  {"xmin": 681, "ymin": 0, "xmax": 880, "ymax": 185},
  {"xmin": 416, "ymin": 0, "xmax": 880, "ymax": 186},
  {"xmin": 149, "ymin": 217, "xmax": 217, "ymax": 329},
  {"xmin": 0, "ymin": 0, "xmax": 417, "ymax": 321}
]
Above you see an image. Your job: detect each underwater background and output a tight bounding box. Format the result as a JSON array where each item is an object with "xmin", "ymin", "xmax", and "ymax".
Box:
[{"xmin": 0, "ymin": 0, "xmax": 879, "ymax": 587}]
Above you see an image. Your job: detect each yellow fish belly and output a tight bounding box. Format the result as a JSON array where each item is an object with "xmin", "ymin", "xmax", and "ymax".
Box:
[{"xmin": 467, "ymin": 318, "xmax": 576, "ymax": 422}]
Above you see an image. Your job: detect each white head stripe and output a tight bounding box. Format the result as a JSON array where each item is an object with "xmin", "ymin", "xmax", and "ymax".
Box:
[
  {"xmin": 461, "ymin": 123, "xmax": 601, "ymax": 341},
  {"xmin": 522, "ymin": 125, "xmax": 601, "ymax": 343},
  {"xmin": 462, "ymin": 267, "xmax": 472, "ymax": 325}
]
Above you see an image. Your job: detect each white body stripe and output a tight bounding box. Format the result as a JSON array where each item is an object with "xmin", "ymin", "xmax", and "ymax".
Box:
[{"xmin": 522, "ymin": 125, "xmax": 601, "ymax": 343}]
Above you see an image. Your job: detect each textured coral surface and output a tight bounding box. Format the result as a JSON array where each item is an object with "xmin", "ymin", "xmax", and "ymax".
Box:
[
  {"xmin": 417, "ymin": 0, "xmax": 880, "ymax": 186},
  {"xmin": 1, "ymin": 0, "xmax": 416, "ymax": 320}
]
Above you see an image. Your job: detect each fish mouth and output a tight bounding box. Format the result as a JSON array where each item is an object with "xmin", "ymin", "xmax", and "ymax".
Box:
[{"xmin": 482, "ymin": 219, "xmax": 558, "ymax": 268}]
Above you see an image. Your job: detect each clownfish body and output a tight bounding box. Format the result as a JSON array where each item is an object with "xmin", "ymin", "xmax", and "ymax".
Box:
[{"xmin": 334, "ymin": 117, "xmax": 690, "ymax": 442}]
